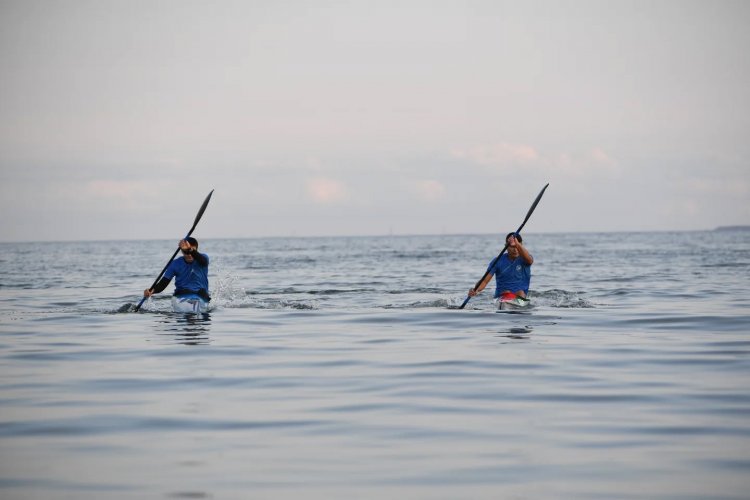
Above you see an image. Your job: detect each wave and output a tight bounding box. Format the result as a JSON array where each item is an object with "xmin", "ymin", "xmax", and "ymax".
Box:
[
  {"xmin": 210, "ymin": 273, "xmax": 319, "ymax": 310},
  {"xmin": 383, "ymin": 290, "xmax": 594, "ymax": 310},
  {"xmin": 442, "ymin": 290, "xmax": 594, "ymax": 310},
  {"xmin": 108, "ymin": 278, "xmax": 594, "ymax": 314},
  {"xmin": 384, "ymin": 298, "xmax": 456, "ymax": 309},
  {"xmin": 532, "ymin": 289, "xmax": 595, "ymax": 308}
]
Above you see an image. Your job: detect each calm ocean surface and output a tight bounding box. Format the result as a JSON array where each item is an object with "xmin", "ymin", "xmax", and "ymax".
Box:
[{"xmin": 0, "ymin": 231, "xmax": 748, "ymax": 499}]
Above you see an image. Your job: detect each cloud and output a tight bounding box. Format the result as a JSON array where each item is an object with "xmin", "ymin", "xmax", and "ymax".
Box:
[
  {"xmin": 680, "ymin": 177, "xmax": 749, "ymax": 196},
  {"xmin": 85, "ymin": 180, "xmax": 157, "ymax": 199},
  {"xmin": 306, "ymin": 178, "xmax": 348, "ymax": 204},
  {"xmin": 80, "ymin": 180, "xmax": 164, "ymax": 210},
  {"xmin": 414, "ymin": 179, "xmax": 446, "ymax": 202},
  {"xmin": 589, "ymin": 147, "xmax": 615, "ymax": 166},
  {"xmin": 80, "ymin": 180, "xmax": 175, "ymax": 212},
  {"xmin": 303, "ymin": 156, "xmax": 324, "ymax": 172},
  {"xmin": 452, "ymin": 143, "xmax": 618, "ymax": 179},
  {"xmin": 548, "ymin": 148, "xmax": 618, "ymax": 177},
  {"xmin": 451, "ymin": 143, "xmax": 540, "ymax": 171}
]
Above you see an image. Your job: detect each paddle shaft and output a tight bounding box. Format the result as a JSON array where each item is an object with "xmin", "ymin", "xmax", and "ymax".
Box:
[
  {"xmin": 135, "ymin": 189, "xmax": 214, "ymax": 312},
  {"xmin": 459, "ymin": 183, "xmax": 549, "ymax": 309}
]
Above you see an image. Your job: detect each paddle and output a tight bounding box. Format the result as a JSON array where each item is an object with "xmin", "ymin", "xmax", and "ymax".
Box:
[
  {"xmin": 134, "ymin": 189, "xmax": 215, "ymax": 312},
  {"xmin": 459, "ymin": 183, "xmax": 549, "ymax": 310}
]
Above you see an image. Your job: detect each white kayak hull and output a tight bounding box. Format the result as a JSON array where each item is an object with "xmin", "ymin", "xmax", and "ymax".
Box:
[
  {"xmin": 496, "ymin": 293, "xmax": 531, "ymax": 311},
  {"xmin": 171, "ymin": 294, "xmax": 210, "ymax": 314}
]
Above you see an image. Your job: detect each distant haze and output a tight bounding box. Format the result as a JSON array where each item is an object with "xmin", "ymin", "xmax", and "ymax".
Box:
[{"xmin": 1, "ymin": 1, "xmax": 748, "ymax": 242}]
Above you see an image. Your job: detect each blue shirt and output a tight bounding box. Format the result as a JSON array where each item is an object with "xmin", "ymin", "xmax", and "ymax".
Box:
[
  {"xmin": 164, "ymin": 254, "xmax": 210, "ymax": 294},
  {"xmin": 487, "ymin": 253, "xmax": 532, "ymax": 297}
]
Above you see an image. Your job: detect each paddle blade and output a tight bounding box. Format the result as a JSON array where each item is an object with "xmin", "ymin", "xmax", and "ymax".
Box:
[
  {"xmin": 188, "ymin": 189, "xmax": 215, "ymax": 236},
  {"xmin": 459, "ymin": 296, "xmax": 471, "ymax": 309},
  {"xmin": 518, "ymin": 183, "xmax": 549, "ymax": 231}
]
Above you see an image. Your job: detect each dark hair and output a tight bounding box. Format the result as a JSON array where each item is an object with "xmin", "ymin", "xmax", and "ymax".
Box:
[
  {"xmin": 185, "ymin": 237, "xmax": 199, "ymax": 248},
  {"xmin": 505, "ymin": 232, "xmax": 522, "ymax": 243}
]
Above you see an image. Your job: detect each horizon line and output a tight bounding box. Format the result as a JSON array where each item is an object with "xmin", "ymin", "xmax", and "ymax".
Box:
[{"xmin": 0, "ymin": 227, "xmax": 744, "ymax": 245}]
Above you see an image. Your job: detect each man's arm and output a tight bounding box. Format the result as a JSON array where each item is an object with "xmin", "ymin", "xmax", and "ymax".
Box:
[
  {"xmin": 468, "ymin": 273, "xmax": 494, "ymax": 297},
  {"xmin": 516, "ymin": 242, "xmax": 533, "ymax": 265},
  {"xmin": 509, "ymin": 235, "xmax": 533, "ymax": 265},
  {"xmin": 188, "ymin": 250, "xmax": 208, "ymax": 267},
  {"xmin": 144, "ymin": 277, "xmax": 172, "ymax": 297}
]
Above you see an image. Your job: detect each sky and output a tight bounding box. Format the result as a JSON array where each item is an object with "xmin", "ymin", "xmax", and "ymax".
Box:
[{"xmin": 1, "ymin": 0, "xmax": 748, "ymax": 242}]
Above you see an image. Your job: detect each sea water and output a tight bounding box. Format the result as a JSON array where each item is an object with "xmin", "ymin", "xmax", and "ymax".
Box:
[{"xmin": 0, "ymin": 231, "xmax": 748, "ymax": 499}]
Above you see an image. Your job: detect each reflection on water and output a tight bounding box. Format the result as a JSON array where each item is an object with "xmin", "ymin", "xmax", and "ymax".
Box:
[
  {"xmin": 495, "ymin": 325, "xmax": 533, "ymax": 341},
  {"xmin": 154, "ymin": 313, "xmax": 212, "ymax": 345}
]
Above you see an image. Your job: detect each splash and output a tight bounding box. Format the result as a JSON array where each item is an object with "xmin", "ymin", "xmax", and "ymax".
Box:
[
  {"xmin": 443, "ymin": 290, "xmax": 594, "ymax": 310},
  {"xmin": 116, "ymin": 303, "xmax": 137, "ymax": 313},
  {"xmin": 533, "ymin": 289, "xmax": 594, "ymax": 308},
  {"xmin": 210, "ymin": 273, "xmax": 248, "ymax": 309},
  {"xmin": 385, "ymin": 298, "xmax": 455, "ymax": 309},
  {"xmin": 210, "ymin": 272, "xmax": 318, "ymax": 310}
]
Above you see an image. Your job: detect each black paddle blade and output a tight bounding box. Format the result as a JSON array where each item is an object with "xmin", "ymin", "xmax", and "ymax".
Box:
[
  {"xmin": 188, "ymin": 189, "xmax": 215, "ymax": 237},
  {"xmin": 518, "ymin": 183, "xmax": 549, "ymax": 233}
]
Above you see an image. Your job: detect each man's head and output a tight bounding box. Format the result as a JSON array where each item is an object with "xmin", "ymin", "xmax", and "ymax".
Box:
[
  {"xmin": 505, "ymin": 232, "xmax": 522, "ymax": 244},
  {"xmin": 506, "ymin": 232, "xmax": 522, "ymax": 258},
  {"xmin": 182, "ymin": 237, "xmax": 199, "ymax": 262}
]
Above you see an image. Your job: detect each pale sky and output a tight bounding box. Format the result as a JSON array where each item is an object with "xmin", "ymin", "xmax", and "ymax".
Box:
[{"xmin": 1, "ymin": 0, "xmax": 748, "ymax": 242}]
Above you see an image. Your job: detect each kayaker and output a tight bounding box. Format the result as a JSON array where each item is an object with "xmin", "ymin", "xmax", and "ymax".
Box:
[
  {"xmin": 468, "ymin": 232, "xmax": 533, "ymax": 299},
  {"xmin": 143, "ymin": 237, "xmax": 211, "ymax": 303}
]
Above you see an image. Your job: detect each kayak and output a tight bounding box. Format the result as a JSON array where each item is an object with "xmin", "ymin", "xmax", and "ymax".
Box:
[
  {"xmin": 496, "ymin": 291, "xmax": 531, "ymax": 311},
  {"xmin": 171, "ymin": 294, "xmax": 210, "ymax": 314}
]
